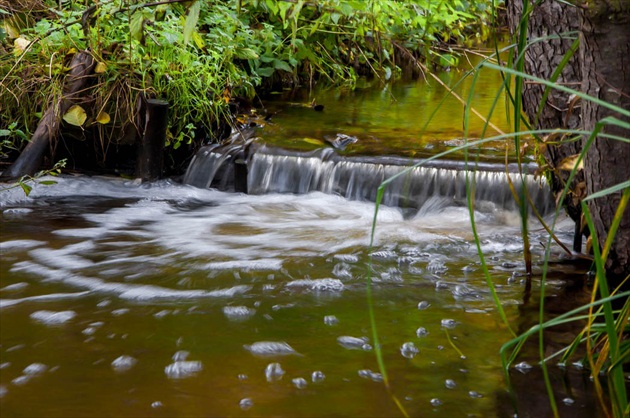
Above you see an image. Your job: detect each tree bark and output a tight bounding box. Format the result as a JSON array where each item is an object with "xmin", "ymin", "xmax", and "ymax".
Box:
[
  {"xmin": 505, "ymin": 0, "xmax": 586, "ymax": 250},
  {"xmin": 580, "ymin": 3, "xmax": 630, "ymax": 280},
  {"xmin": 2, "ymin": 51, "xmax": 95, "ymax": 179}
]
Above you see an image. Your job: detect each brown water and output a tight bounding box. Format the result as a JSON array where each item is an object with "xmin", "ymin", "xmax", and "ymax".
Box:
[
  {"xmin": 0, "ymin": 53, "xmax": 603, "ymax": 417},
  {"xmin": 0, "ymin": 176, "xmax": 601, "ymax": 417}
]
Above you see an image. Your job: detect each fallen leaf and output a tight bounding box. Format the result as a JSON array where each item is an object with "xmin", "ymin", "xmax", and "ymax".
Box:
[
  {"xmin": 557, "ymin": 154, "xmax": 583, "ymax": 171},
  {"xmin": 63, "ymin": 105, "xmax": 87, "ymax": 127},
  {"xmin": 96, "ymin": 111, "xmax": 111, "ymax": 124},
  {"xmin": 14, "ymin": 37, "xmax": 30, "ymax": 52},
  {"xmin": 94, "ymin": 62, "xmax": 107, "ymax": 73}
]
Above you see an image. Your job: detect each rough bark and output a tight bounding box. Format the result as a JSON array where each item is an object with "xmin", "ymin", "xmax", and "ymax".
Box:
[
  {"xmin": 2, "ymin": 51, "xmax": 95, "ymax": 179},
  {"xmin": 506, "ymin": 0, "xmax": 586, "ymax": 250},
  {"xmin": 580, "ymin": 3, "xmax": 630, "ymax": 280}
]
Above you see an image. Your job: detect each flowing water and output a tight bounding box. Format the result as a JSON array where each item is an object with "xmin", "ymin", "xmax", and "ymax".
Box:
[{"xmin": 0, "ymin": 60, "xmax": 603, "ymax": 417}]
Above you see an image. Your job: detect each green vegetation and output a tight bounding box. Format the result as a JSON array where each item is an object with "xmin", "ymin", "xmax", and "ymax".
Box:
[{"xmin": 1, "ymin": 0, "xmax": 496, "ymax": 169}]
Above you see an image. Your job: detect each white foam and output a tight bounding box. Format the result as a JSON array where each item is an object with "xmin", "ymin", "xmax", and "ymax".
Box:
[
  {"xmin": 30, "ymin": 310, "xmax": 77, "ymax": 325},
  {"xmin": 0, "ymin": 292, "xmax": 90, "ymax": 308},
  {"xmin": 0, "ymin": 240, "xmax": 45, "ymax": 252},
  {"xmin": 285, "ymin": 278, "xmax": 344, "ymax": 292}
]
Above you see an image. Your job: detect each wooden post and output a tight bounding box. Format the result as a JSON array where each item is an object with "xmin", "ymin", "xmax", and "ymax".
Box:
[
  {"xmin": 2, "ymin": 51, "xmax": 95, "ymax": 179},
  {"xmin": 135, "ymin": 99, "xmax": 169, "ymax": 181}
]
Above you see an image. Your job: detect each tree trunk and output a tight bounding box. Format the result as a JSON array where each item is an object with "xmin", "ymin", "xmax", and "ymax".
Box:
[
  {"xmin": 505, "ymin": 0, "xmax": 586, "ymax": 250},
  {"xmin": 580, "ymin": 3, "xmax": 630, "ymax": 281},
  {"xmin": 2, "ymin": 51, "xmax": 95, "ymax": 179}
]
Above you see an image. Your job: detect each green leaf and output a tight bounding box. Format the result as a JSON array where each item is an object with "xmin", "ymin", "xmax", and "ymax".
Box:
[
  {"xmin": 273, "ymin": 59, "xmax": 292, "ymax": 72},
  {"xmin": 234, "ymin": 48, "xmax": 259, "ymax": 60},
  {"xmin": 0, "ymin": 129, "xmax": 10, "ymax": 137},
  {"xmin": 584, "ymin": 180, "xmax": 630, "ymax": 201},
  {"xmin": 130, "ymin": 11, "xmax": 145, "ymax": 41},
  {"xmin": 184, "ymin": 0, "xmax": 201, "ymax": 45},
  {"xmin": 38, "ymin": 180, "xmax": 57, "ymax": 185},
  {"xmin": 19, "ymin": 182, "xmax": 32, "ymax": 196},
  {"xmin": 63, "ymin": 105, "xmax": 87, "ymax": 126},
  {"xmin": 256, "ymin": 67, "xmax": 274, "ymax": 77}
]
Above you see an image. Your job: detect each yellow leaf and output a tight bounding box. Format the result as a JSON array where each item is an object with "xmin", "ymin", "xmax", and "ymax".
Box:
[
  {"xmin": 5, "ymin": 21, "xmax": 19, "ymax": 39},
  {"xmin": 13, "ymin": 37, "xmax": 30, "ymax": 52},
  {"xmin": 96, "ymin": 111, "xmax": 111, "ymax": 124},
  {"xmin": 302, "ymin": 137, "xmax": 325, "ymax": 146},
  {"xmin": 192, "ymin": 31, "xmax": 205, "ymax": 49},
  {"xmin": 63, "ymin": 105, "xmax": 87, "ymax": 127},
  {"xmin": 557, "ymin": 154, "xmax": 583, "ymax": 171},
  {"xmin": 94, "ymin": 62, "xmax": 107, "ymax": 73}
]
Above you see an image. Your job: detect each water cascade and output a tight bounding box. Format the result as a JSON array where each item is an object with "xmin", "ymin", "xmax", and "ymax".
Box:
[{"xmin": 183, "ymin": 144, "xmax": 555, "ymax": 215}]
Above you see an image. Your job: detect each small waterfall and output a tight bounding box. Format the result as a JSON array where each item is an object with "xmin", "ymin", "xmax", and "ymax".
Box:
[{"xmin": 183, "ymin": 144, "xmax": 555, "ymax": 215}]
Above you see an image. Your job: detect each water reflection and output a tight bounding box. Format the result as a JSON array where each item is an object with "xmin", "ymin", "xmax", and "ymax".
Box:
[{"xmin": 0, "ymin": 176, "xmax": 601, "ymax": 417}]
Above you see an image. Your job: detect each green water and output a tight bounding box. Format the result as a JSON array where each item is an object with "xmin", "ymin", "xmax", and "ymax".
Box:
[{"xmin": 259, "ymin": 53, "xmax": 517, "ymax": 162}]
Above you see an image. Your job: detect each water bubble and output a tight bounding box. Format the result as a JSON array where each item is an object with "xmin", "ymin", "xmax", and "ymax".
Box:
[
  {"xmin": 96, "ymin": 299, "xmax": 111, "ymax": 308},
  {"xmin": 265, "ymin": 362, "xmax": 285, "ymax": 382},
  {"xmin": 430, "ymin": 398, "xmax": 442, "ymax": 406},
  {"xmin": 11, "ymin": 376, "xmax": 29, "ymax": 386},
  {"xmin": 370, "ymin": 250, "xmax": 397, "ymax": 260},
  {"xmin": 223, "ymin": 306, "xmax": 256, "ymax": 321},
  {"xmin": 0, "ymin": 385, "xmax": 7, "ymax": 398},
  {"xmin": 311, "ymin": 371, "xmax": 325, "ymax": 383},
  {"xmin": 417, "ymin": 301, "xmax": 430, "ymax": 310},
  {"xmin": 23, "ymin": 363, "xmax": 47, "ymax": 375},
  {"xmin": 514, "ymin": 361, "xmax": 533, "ymax": 373},
  {"xmin": 452, "ymin": 284, "xmax": 481, "ymax": 301},
  {"xmin": 337, "ymin": 336, "xmax": 369, "ymax": 350},
  {"xmin": 445, "ymin": 379, "xmax": 456, "ymax": 389},
  {"xmin": 400, "ymin": 342, "xmax": 419, "ymax": 359},
  {"xmin": 0, "ymin": 362, "xmax": 10, "ymax": 370},
  {"xmin": 334, "ymin": 254, "xmax": 359, "ymax": 263},
  {"xmin": 427, "ymin": 259, "xmax": 447, "ymax": 274},
  {"xmin": 244, "ymin": 341, "xmax": 298, "ymax": 357},
  {"xmin": 416, "ymin": 327, "xmax": 429, "ymax": 337},
  {"xmin": 172, "ymin": 350, "xmax": 189, "ymax": 362},
  {"xmin": 362, "ymin": 343, "xmax": 373, "ymax": 351},
  {"xmin": 239, "ymin": 398, "xmax": 253, "ymax": 410},
  {"xmin": 462, "ymin": 265, "xmax": 476, "ymax": 273},
  {"xmin": 324, "ymin": 315, "xmax": 339, "ymax": 326},
  {"xmin": 440, "ymin": 319, "xmax": 457, "ymax": 329},
  {"xmin": 562, "ymin": 397, "xmax": 575, "ymax": 406},
  {"xmin": 292, "ymin": 377, "xmax": 308, "ymax": 389},
  {"xmin": 151, "ymin": 401, "xmax": 163, "ymax": 409},
  {"xmin": 469, "ymin": 391, "xmax": 483, "ymax": 399},
  {"xmin": 111, "ymin": 355, "xmax": 137, "ymax": 372},
  {"xmin": 238, "ymin": 374, "xmax": 248, "ymax": 380},
  {"xmin": 435, "ymin": 281, "xmax": 449, "ymax": 290},
  {"xmin": 111, "ymin": 308, "xmax": 129, "ymax": 316},
  {"xmin": 30, "ymin": 310, "xmax": 76, "ymax": 325},
  {"xmin": 164, "ymin": 361, "xmax": 203, "ymax": 379},
  {"xmin": 285, "ymin": 278, "xmax": 344, "ymax": 292},
  {"xmin": 155, "ymin": 310, "xmax": 173, "ymax": 319},
  {"xmin": 358, "ymin": 369, "xmax": 383, "ymax": 382},
  {"xmin": 380, "ymin": 267, "xmax": 403, "ymax": 282},
  {"xmin": 332, "ymin": 263, "xmax": 353, "ymax": 279},
  {"xmin": 82, "ymin": 327, "xmax": 97, "ymax": 336}
]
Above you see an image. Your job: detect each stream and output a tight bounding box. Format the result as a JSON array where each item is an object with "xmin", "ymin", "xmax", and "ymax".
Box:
[{"xmin": 0, "ymin": 61, "xmax": 603, "ymax": 417}]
